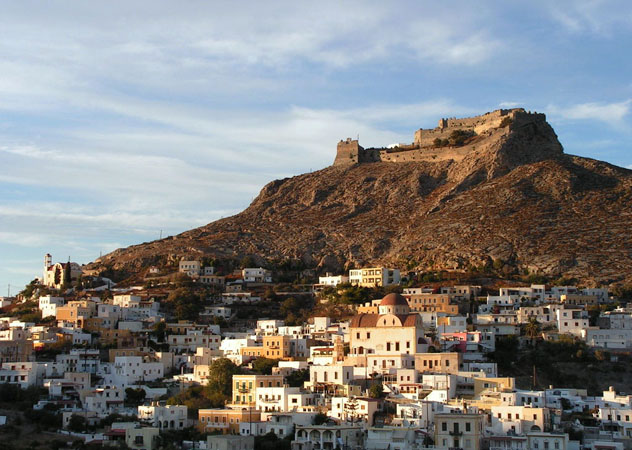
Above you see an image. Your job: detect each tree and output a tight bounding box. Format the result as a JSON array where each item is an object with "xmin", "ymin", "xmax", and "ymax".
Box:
[
  {"xmin": 240, "ymin": 255, "xmax": 256, "ymax": 269},
  {"xmin": 75, "ymin": 275, "xmax": 84, "ymax": 290},
  {"xmin": 166, "ymin": 288, "xmax": 204, "ymax": 321},
  {"xmin": 285, "ymin": 369, "xmax": 309, "ymax": 388},
  {"xmin": 152, "ymin": 321, "xmax": 167, "ymax": 342},
  {"xmin": 251, "ymin": 357, "xmax": 278, "ymax": 375},
  {"xmin": 313, "ymin": 412, "xmax": 328, "ymax": 425},
  {"xmin": 68, "ymin": 414, "xmax": 87, "ymax": 432},
  {"xmin": 125, "ymin": 387, "xmax": 146, "ymax": 406},
  {"xmin": 62, "ymin": 262, "xmax": 72, "ymax": 290},
  {"xmin": 205, "ymin": 358, "xmax": 241, "ymax": 397},
  {"xmin": 524, "ymin": 318, "xmax": 541, "ymax": 345},
  {"xmin": 368, "ymin": 383, "xmax": 384, "ymax": 399}
]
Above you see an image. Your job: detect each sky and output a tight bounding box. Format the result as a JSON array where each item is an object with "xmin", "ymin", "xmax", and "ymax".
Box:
[{"xmin": 1, "ymin": 0, "xmax": 632, "ymax": 293}]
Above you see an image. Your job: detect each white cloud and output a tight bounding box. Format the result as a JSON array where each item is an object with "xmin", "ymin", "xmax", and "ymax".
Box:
[
  {"xmin": 547, "ymin": 100, "xmax": 631, "ymax": 126},
  {"xmin": 546, "ymin": 0, "xmax": 632, "ymax": 36}
]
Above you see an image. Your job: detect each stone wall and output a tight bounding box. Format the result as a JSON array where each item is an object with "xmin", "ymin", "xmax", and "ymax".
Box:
[{"xmin": 333, "ymin": 108, "xmax": 549, "ymax": 166}]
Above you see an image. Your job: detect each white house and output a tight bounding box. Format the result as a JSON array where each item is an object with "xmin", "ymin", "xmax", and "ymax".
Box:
[
  {"xmin": 39, "ymin": 296, "xmax": 65, "ymax": 318},
  {"xmin": 138, "ymin": 404, "xmax": 188, "ymax": 430}
]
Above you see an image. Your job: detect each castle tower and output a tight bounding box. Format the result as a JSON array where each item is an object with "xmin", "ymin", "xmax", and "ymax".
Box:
[
  {"xmin": 414, "ymin": 129, "xmax": 423, "ymax": 146},
  {"xmin": 333, "ymin": 138, "xmax": 364, "ymax": 166}
]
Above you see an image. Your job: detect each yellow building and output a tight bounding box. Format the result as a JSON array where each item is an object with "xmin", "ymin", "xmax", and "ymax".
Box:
[
  {"xmin": 231, "ymin": 374, "xmax": 284, "ymax": 407},
  {"xmin": 473, "ymin": 377, "xmax": 515, "ymax": 396},
  {"xmin": 262, "ymin": 335, "xmax": 291, "ymax": 359}
]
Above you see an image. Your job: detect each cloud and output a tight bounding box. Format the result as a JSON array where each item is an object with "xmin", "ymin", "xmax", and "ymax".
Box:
[
  {"xmin": 546, "ymin": 1, "xmax": 632, "ymax": 36},
  {"xmin": 499, "ymin": 101, "xmax": 522, "ymax": 108},
  {"xmin": 546, "ymin": 100, "xmax": 632, "ymax": 125}
]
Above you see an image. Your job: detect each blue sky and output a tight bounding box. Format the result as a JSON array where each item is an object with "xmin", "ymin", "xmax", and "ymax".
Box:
[{"xmin": 1, "ymin": 1, "xmax": 632, "ymax": 292}]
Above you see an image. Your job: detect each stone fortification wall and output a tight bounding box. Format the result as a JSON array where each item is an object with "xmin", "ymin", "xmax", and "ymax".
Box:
[
  {"xmin": 333, "ymin": 109, "xmax": 549, "ymax": 166},
  {"xmin": 379, "ymin": 145, "xmax": 474, "ymax": 163}
]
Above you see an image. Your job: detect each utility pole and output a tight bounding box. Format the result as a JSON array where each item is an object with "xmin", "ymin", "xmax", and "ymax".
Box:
[{"xmin": 160, "ymin": 229, "xmax": 163, "ymax": 240}]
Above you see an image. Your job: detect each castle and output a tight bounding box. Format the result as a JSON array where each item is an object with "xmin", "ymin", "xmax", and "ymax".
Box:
[{"xmin": 333, "ymin": 108, "xmax": 547, "ymax": 166}]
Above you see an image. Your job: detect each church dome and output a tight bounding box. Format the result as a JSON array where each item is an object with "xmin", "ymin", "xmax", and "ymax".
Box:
[{"xmin": 380, "ymin": 293, "xmax": 408, "ymax": 307}]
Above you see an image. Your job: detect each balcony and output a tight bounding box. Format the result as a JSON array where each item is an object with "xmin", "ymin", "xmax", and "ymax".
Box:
[
  {"xmin": 449, "ymin": 431, "xmax": 463, "ymax": 436},
  {"xmin": 204, "ymin": 422, "xmax": 230, "ymax": 429}
]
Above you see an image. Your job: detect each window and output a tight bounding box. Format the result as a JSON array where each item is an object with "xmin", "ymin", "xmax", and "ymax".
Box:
[
  {"xmin": 466, "ymin": 422, "xmax": 471, "ymax": 432},
  {"xmin": 442, "ymin": 422, "xmax": 447, "ymax": 431}
]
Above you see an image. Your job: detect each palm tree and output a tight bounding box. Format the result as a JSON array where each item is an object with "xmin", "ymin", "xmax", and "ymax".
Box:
[{"xmin": 524, "ymin": 318, "xmax": 541, "ymax": 346}]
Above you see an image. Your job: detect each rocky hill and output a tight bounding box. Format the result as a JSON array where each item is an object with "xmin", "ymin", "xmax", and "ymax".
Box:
[{"xmin": 88, "ymin": 109, "xmax": 632, "ymax": 286}]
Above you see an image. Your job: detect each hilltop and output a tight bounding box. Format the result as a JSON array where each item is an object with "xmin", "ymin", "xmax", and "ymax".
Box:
[{"xmin": 87, "ymin": 109, "xmax": 632, "ymax": 286}]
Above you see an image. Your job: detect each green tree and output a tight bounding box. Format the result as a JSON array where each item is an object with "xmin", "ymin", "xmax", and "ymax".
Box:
[
  {"xmin": 166, "ymin": 288, "xmax": 204, "ymax": 321},
  {"xmin": 152, "ymin": 321, "xmax": 167, "ymax": 342},
  {"xmin": 524, "ymin": 318, "xmax": 541, "ymax": 345},
  {"xmin": 205, "ymin": 358, "xmax": 241, "ymax": 397},
  {"xmin": 125, "ymin": 387, "xmax": 146, "ymax": 406},
  {"xmin": 285, "ymin": 369, "xmax": 309, "ymax": 388},
  {"xmin": 62, "ymin": 262, "xmax": 72, "ymax": 290},
  {"xmin": 313, "ymin": 412, "xmax": 328, "ymax": 425},
  {"xmin": 75, "ymin": 275, "xmax": 83, "ymax": 290},
  {"xmin": 368, "ymin": 383, "xmax": 384, "ymax": 399},
  {"xmin": 251, "ymin": 357, "xmax": 278, "ymax": 375}
]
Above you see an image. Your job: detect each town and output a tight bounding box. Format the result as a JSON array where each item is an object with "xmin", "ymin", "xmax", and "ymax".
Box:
[{"xmin": 0, "ymin": 254, "xmax": 630, "ymax": 450}]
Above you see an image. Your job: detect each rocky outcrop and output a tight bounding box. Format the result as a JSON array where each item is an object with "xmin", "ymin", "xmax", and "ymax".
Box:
[{"xmin": 88, "ymin": 110, "xmax": 632, "ymax": 286}]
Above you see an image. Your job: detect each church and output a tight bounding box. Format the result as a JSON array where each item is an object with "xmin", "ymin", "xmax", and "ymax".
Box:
[
  {"xmin": 349, "ymin": 292, "xmax": 428, "ymax": 358},
  {"xmin": 42, "ymin": 253, "xmax": 82, "ymax": 289}
]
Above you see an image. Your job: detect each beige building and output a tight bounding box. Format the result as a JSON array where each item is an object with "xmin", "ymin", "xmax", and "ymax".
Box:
[
  {"xmin": 198, "ymin": 408, "xmax": 261, "ymax": 434},
  {"xmin": 491, "ymin": 405, "xmax": 550, "ymax": 434},
  {"xmin": 435, "ymin": 412, "xmax": 485, "ymax": 450},
  {"xmin": 404, "ymin": 293, "xmax": 459, "ymax": 314},
  {"xmin": 125, "ymin": 426, "xmax": 159, "ymax": 450},
  {"xmin": 179, "ymin": 259, "xmax": 201, "ymax": 277},
  {"xmin": 414, "ymin": 352, "xmax": 461, "ymax": 374},
  {"xmin": 56, "ymin": 299, "xmax": 97, "ymax": 327}
]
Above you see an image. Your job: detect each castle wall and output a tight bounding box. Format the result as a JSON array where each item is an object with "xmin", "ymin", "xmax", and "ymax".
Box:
[
  {"xmin": 332, "ymin": 109, "xmax": 548, "ymax": 166},
  {"xmin": 379, "ymin": 145, "xmax": 474, "ymax": 163}
]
